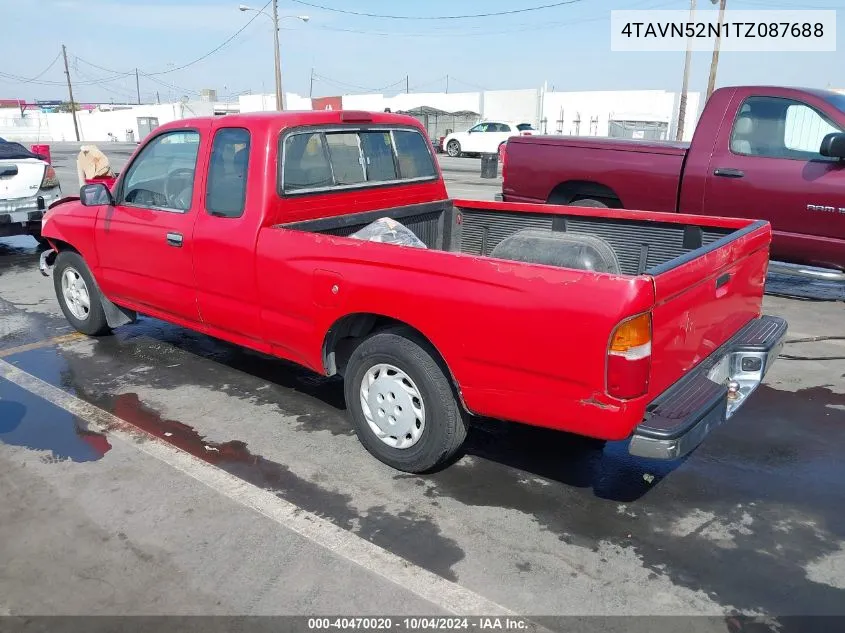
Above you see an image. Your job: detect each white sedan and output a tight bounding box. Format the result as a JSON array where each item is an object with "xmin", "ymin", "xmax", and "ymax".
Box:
[{"xmin": 443, "ymin": 121, "xmax": 536, "ymax": 157}]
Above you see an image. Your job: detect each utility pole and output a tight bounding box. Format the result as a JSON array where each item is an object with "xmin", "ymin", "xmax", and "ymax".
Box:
[
  {"xmin": 675, "ymin": 0, "xmax": 697, "ymax": 141},
  {"xmin": 309, "ymin": 67, "xmax": 314, "ymax": 98},
  {"xmin": 156, "ymin": 91, "xmax": 161, "ymax": 105},
  {"xmin": 272, "ymin": 0, "xmax": 284, "ymax": 110},
  {"xmin": 706, "ymin": 0, "xmax": 727, "ymax": 102},
  {"xmin": 61, "ymin": 44, "xmax": 80, "ymax": 142},
  {"xmin": 406, "ymin": 75, "xmax": 409, "ymax": 94},
  {"xmin": 446, "ymin": 74, "xmax": 449, "ymax": 94},
  {"xmin": 135, "ymin": 68, "xmax": 141, "ymax": 105}
]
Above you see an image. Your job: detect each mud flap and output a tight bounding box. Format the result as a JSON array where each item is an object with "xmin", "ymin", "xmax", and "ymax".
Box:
[{"xmin": 99, "ymin": 293, "xmax": 137, "ymax": 328}]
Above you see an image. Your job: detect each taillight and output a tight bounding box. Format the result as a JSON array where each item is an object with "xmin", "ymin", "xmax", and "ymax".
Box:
[
  {"xmin": 607, "ymin": 312, "xmax": 652, "ymax": 399},
  {"xmin": 40, "ymin": 165, "xmax": 60, "ymax": 190},
  {"xmin": 500, "ymin": 142, "xmax": 508, "ymax": 182}
]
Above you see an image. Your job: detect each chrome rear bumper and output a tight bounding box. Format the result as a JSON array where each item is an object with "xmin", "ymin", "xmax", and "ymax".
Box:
[{"xmin": 629, "ymin": 315, "xmax": 788, "ymax": 460}]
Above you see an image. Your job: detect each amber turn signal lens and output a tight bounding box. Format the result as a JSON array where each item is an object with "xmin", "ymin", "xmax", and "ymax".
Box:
[{"xmin": 609, "ymin": 313, "xmax": 651, "ymax": 353}]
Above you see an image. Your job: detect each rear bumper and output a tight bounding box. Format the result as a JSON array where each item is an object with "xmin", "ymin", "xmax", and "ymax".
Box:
[
  {"xmin": 0, "ymin": 190, "xmax": 61, "ymax": 237},
  {"xmin": 629, "ymin": 315, "xmax": 788, "ymax": 460}
]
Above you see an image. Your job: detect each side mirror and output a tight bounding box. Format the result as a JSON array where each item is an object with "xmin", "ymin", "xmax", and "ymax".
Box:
[
  {"xmin": 79, "ymin": 183, "xmax": 114, "ymax": 206},
  {"xmin": 819, "ymin": 132, "xmax": 845, "ymax": 159}
]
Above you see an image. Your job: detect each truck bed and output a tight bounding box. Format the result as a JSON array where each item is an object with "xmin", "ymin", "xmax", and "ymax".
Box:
[
  {"xmin": 279, "ymin": 198, "xmax": 741, "ymax": 276},
  {"xmin": 502, "ymin": 135, "xmax": 689, "ymax": 211}
]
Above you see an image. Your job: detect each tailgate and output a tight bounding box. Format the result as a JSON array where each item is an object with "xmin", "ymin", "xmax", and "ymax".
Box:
[
  {"xmin": 647, "ymin": 219, "xmax": 772, "ymax": 397},
  {"xmin": 0, "ymin": 159, "xmax": 46, "ymax": 201}
]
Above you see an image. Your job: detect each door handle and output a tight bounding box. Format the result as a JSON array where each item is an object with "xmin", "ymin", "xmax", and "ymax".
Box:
[
  {"xmin": 713, "ymin": 167, "xmax": 745, "ymax": 178},
  {"xmin": 166, "ymin": 232, "xmax": 183, "ymax": 247}
]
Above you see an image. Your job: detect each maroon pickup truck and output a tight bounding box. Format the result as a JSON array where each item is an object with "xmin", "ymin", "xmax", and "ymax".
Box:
[{"xmin": 499, "ymin": 86, "xmax": 845, "ymax": 281}]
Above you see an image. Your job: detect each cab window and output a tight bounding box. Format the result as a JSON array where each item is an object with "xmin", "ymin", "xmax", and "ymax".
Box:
[
  {"xmin": 730, "ymin": 96, "xmax": 842, "ymax": 160},
  {"xmin": 206, "ymin": 128, "xmax": 250, "ymax": 218},
  {"xmin": 280, "ymin": 127, "xmax": 436, "ymax": 195},
  {"xmin": 121, "ymin": 130, "xmax": 200, "ymax": 211}
]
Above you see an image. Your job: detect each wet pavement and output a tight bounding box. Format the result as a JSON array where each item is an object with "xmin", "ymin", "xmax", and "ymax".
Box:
[{"xmin": 2, "ymin": 213, "xmax": 845, "ymax": 625}]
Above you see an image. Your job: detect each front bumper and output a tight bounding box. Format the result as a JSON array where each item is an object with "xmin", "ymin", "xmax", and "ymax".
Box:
[{"xmin": 629, "ymin": 315, "xmax": 788, "ymax": 460}]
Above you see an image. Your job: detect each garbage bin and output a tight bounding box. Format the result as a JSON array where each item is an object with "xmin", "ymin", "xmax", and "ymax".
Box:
[
  {"xmin": 31, "ymin": 144, "xmax": 51, "ymax": 164},
  {"xmin": 480, "ymin": 152, "xmax": 498, "ymax": 179}
]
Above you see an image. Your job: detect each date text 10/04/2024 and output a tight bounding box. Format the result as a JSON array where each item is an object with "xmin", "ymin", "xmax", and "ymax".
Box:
[
  {"xmin": 620, "ymin": 21, "xmax": 824, "ymax": 38},
  {"xmin": 307, "ymin": 618, "xmax": 530, "ymax": 630}
]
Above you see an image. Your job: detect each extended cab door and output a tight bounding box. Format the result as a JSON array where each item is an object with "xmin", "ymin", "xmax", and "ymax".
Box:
[
  {"xmin": 191, "ymin": 126, "xmax": 264, "ymax": 345},
  {"xmin": 95, "ymin": 127, "xmax": 207, "ymax": 322},
  {"xmin": 701, "ymin": 92, "xmax": 845, "ymax": 269}
]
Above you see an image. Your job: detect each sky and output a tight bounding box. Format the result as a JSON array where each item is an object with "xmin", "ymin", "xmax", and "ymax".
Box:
[{"xmin": 0, "ymin": 0, "xmax": 842, "ymax": 105}]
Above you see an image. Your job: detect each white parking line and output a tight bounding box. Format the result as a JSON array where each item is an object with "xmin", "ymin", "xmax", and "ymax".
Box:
[{"xmin": 0, "ymin": 358, "xmax": 515, "ymax": 617}]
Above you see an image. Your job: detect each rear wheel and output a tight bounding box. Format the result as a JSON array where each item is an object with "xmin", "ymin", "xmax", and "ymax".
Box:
[
  {"xmin": 569, "ymin": 197, "xmax": 608, "ymax": 208},
  {"xmin": 53, "ymin": 251, "xmax": 110, "ymax": 336},
  {"xmin": 446, "ymin": 140, "xmax": 462, "ymax": 158},
  {"xmin": 343, "ymin": 326, "xmax": 468, "ymax": 473}
]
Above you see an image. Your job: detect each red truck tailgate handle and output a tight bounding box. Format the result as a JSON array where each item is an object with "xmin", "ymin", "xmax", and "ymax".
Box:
[{"xmin": 713, "ymin": 168, "xmax": 744, "ymax": 178}]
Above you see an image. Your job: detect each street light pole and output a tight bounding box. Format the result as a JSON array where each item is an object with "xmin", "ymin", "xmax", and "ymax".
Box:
[
  {"xmin": 675, "ymin": 0, "xmax": 697, "ymax": 141},
  {"xmin": 706, "ymin": 0, "xmax": 727, "ymax": 102},
  {"xmin": 238, "ymin": 4, "xmax": 309, "ymax": 112},
  {"xmin": 271, "ymin": 0, "xmax": 283, "ymax": 110}
]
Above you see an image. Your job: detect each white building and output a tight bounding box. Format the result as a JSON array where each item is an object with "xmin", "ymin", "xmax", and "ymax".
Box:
[{"xmin": 0, "ymin": 86, "xmax": 703, "ymax": 144}]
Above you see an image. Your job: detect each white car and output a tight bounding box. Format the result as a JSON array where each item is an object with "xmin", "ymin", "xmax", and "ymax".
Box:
[
  {"xmin": 443, "ymin": 121, "xmax": 536, "ymax": 157},
  {"xmin": 0, "ymin": 141, "xmax": 62, "ymax": 245}
]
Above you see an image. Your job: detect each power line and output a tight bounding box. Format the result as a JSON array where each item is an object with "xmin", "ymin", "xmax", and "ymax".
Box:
[
  {"xmin": 145, "ymin": 0, "xmax": 272, "ymax": 75},
  {"xmin": 409, "ymin": 76, "xmax": 449, "ymax": 92},
  {"xmin": 313, "ymin": 73, "xmax": 407, "ymax": 94},
  {"xmin": 10, "ymin": 52, "xmax": 62, "ymax": 84},
  {"xmin": 448, "ymin": 77, "xmax": 489, "ymax": 91},
  {"xmin": 74, "ymin": 68, "xmax": 138, "ymax": 100},
  {"xmin": 290, "ymin": 0, "xmax": 584, "ymax": 19},
  {"xmin": 301, "ymin": 0, "xmax": 679, "ymax": 38},
  {"xmin": 139, "ymin": 71, "xmax": 200, "ymax": 97}
]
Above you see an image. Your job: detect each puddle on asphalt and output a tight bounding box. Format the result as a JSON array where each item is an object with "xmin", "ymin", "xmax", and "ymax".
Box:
[{"xmin": 0, "ymin": 377, "xmax": 111, "ymax": 463}]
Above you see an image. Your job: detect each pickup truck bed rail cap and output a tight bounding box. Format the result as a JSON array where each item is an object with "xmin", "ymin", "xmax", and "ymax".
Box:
[{"xmin": 646, "ymin": 219, "xmax": 769, "ymax": 276}]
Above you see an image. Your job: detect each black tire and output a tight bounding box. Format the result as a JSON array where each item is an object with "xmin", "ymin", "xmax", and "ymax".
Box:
[
  {"xmin": 446, "ymin": 140, "xmax": 462, "ymax": 158},
  {"xmin": 53, "ymin": 250, "xmax": 110, "ymax": 336},
  {"xmin": 569, "ymin": 197, "xmax": 608, "ymax": 208},
  {"xmin": 343, "ymin": 326, "xmax": 468, "ymax": 473}
]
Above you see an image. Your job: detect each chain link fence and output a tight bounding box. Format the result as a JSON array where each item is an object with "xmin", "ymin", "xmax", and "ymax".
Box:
[
  {"xmin": 608, "ymin": 119, "xmax": 669, "ymax": 141},
  {"xmin": 396, "ymin": 106, "xmax": 481, "ymax": 143}
]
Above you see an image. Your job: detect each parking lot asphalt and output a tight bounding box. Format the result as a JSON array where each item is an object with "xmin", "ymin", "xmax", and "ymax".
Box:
[{"xmin": 1, "ymin": 143, "xmax": 844, "ymax": 626}]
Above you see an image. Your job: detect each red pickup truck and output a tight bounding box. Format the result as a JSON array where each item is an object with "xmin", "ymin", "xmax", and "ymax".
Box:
[
  {"xmin": 499, "ymin": 86, "xmax": 845, "ymax": 281},
  {"xmin": 37, "ymin": 110, "xmax": 786, "ymax": 473}
]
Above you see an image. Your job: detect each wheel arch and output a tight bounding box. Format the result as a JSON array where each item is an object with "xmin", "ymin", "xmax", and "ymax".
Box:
[
  {"xmin": 322, "ymin": 312, "xmax": 472, "ymax": 414},
  {"xmin": 547, "ymin": 180, "xmax": 623, "ymax": 207},
  {"xmin": 52, "ymin": 246, "xmax": 136, "ymax": 329}
]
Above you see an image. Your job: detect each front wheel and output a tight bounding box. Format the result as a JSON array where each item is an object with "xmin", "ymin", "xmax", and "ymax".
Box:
[
  {"xmin": 343, "ymin": 326, "xmax": 468, "ymax": 473},
  {"xmin": 446, "ymin": 140, "xmax": 462, "ymax": 158},
  {"xmin": 53, "ymin": 251, "xmax": 110, "ymax": 336}
]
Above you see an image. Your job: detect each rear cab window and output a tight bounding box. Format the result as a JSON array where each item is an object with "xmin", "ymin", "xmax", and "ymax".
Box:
[{"xmin": 280, "ymin": 125, "xmax": 437, "ymax": 195}]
